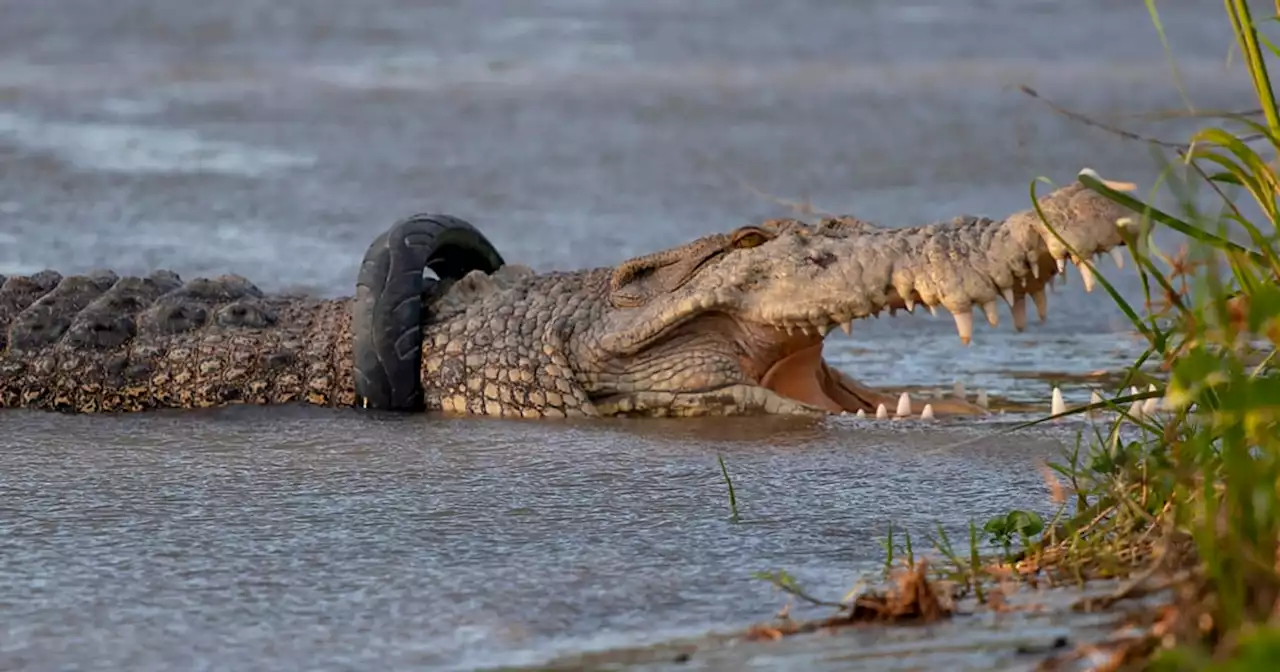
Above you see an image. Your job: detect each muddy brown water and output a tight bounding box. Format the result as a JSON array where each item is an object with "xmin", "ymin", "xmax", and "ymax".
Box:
[{"xmin": 0, "ymin": 1, "xmax": 1255, "ymax": 669}]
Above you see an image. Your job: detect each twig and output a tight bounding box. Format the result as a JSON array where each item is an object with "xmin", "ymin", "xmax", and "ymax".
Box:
[
  {"xmin": 757, "ymin": 573, "xmax": 850, "ymax": 610},
  {"xmin": 1109, "ymin": 107, "xmax": 1264, "ymax": 121},
  {"xmin": 1017, "ymin": 85, "xmax": 1266, "ymax": 149},
  {"xmin": 692, "ymin": 149, "xmax": 838, "ymax": 219}
]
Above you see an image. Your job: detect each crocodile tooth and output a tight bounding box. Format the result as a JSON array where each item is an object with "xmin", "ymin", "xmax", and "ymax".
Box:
[
  {"xmin": 927, "ymin": 304, "xmax": 938, "ymax": 317},
  {"xmin": 799, "ymin": 325, "xmax": 812, "ymax": 336},
  {"xmin": 981, "ymin": 301, "xmax": 999, "ymax": 327},
  {"xmin": 855, "ymin": 408, "xmax": 866, "ymax": 418},
  {"xmin": 1030, "ymin": 262, "xmax": 1040, "ymax": 280},
  {"xmin": 876, "ymin": 403, "xmax": 888, "ymax": 419},
  {"xmin": 1088, "ymin": 390, "xmax": 1104, "ymax": 417},
  {"xmin": 1000, "ymin": 287, "xmax": 1016, "ymax": 307},
  {"xmin": 1051, "ymin": 387, "xmax": 1065, "ymax": 416},
  {"xmin": 1078, "ymin": 260, "xmax": 1096, "ymax": 293},
  {"xmin": 1110, "ymin": 248, "xmax": 1125, "ymax": 269},
  {"xmin": 1031, "ymin": 288, "xmax": 1048, "ymax": 322},
  {"xmin": 952, "ymin": 380, "xmax": 966, "ymax": 399},
  {"xmin": 903, "ymin": 297, "xmax": 915, "ymax": 313},
  {"xmin": 817, "ymin": 323, "xmax": 832, "ymax": 337},
  {"xmin": 976, "ymin": 389, "xmax": 989, "ymax": 409},
  {"xmin": 1116, "ymin": 217, "xmax": 1133, "ymax": 228},
  {"xmin": 920, "ymin": 404, "xmax": 935, "ymax": 420},
  {"xmin": 1142, "ymin": 383, "xmax": 1160, "ymax": 415},
  {"xmin": 896, "ymin": 392, "xmax": 911, "ymax": 417},
  {"xmin": 840, "ymin": 320, "xmax": 853, "ymax": 335},
  {"xmin": 1056, "ymin": 257, "xmax": 1067, "ymax": 274},
  {"xmin": 952, "ymin": 309, "xmax": 974, "ymax": 345},
  {"xmin": 1012, "ymin": 293, "xmax": 1027, "ymax": 332}
]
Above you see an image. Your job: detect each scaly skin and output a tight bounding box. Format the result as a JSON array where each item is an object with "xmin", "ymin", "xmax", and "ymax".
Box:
[
  {"xmin": 0, "ymin": 270, "xmax": 356, "ymax": 412},
  {"xmin": 0, "ymin": 175, "xmax": 1138, "ymax": 417}
]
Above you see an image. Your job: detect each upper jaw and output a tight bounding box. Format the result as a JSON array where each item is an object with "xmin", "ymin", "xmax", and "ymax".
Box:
[{"xmin": 739, "ymin": 175, "xmax": 1139, "ymax": 346}]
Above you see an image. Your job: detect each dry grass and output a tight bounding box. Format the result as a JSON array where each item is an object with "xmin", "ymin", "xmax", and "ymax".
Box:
[{"xmin": 744, "ymin": 559, "xmax": 952, "ymax": 642}]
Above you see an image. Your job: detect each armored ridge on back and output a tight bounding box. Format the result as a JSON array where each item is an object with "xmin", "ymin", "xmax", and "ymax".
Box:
[{"xmin": 0, "ymin": 172, "xmax": 1140, "ymax": 418}]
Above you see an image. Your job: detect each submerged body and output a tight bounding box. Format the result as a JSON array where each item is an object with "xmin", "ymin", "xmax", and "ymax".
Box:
[{"xmin": 0, "ymin": 175, "xmax": 1138, "ymax": 418}]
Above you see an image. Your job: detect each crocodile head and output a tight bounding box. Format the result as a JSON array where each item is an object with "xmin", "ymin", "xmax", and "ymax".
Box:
[{"xmin": 582, "ymin": 175, "xmax": 1139, "ymax": 417}]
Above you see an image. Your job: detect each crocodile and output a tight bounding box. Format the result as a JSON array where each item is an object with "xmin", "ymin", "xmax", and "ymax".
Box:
[{"xmin": 0, "ymin": 172, "xmax": 1139, "ymax": 417}]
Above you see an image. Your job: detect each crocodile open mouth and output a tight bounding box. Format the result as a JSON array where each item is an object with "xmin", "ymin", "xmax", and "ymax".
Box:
[{"xmin": 755, "ymin": 334, "xmax": 986, "ymax": 417}]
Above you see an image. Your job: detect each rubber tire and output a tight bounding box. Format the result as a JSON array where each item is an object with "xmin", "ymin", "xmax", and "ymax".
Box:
[{"xmin": 353, "ymin": 213, "xmax": 505, "ymax": 412}]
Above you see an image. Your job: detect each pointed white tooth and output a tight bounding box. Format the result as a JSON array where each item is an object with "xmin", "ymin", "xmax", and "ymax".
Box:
[
  {"xmin": 1031, "ymin": 288, "xmax": 1048, "ymax": 322},
  {"xmin": 952, "ymin": 310, "xmax": 974, "ymax": 345},
  {"xmin": 1142, "ymin": 384, "xmax": 1160, "ymax": 415},
  {"xmin": 904, "ymin": 297, "xmax": 915, "ymax": 312},
  {"xmin": 1012, "ymin": 293, "xmax": 1027, "ymax": 332},
  {"xmin": 1130, "ymin": 398, "xmax": 1145, "ymax": 419},
  {"xmin": 840, "ymin": 321, "xmax": 853, "ymax": 335},
  {"xmin": 1089, "ymin": 390, "xmax": 1103, "ymax": 416},
  {"xmin": 1000, "ymin": 287, "xmax": 1016, "ymax": 307},
  {"xmin": 1078, "ymin": 261, "xmax": 1096, "ymax": 293},
  {"xmin": 981, "ymin": 301, "xmax": 1000, "ymax": 327},
  {"xmin": 896, "ymin": 392, "xmax": 911, "ymax": 417},
  {"xmin": 920, "ymin": 404, "xmax": 935, "ymax": 420},
  {"xmin": 785, "ymin": 324, "xmax": 794, "ymax": 335},
  {"xmin": 855, "ymin": 408, "xmax": 866, "ymax": 418},
  {"xmin": 1110, "ymin": 248, "xmax": 1125, "ymax": 269},
  {"xmin": 976, "ymin": 389, "xmax": 989, "ymax": 409},
  {"xmin": 799, "ymin": 325, "xmax": 812, "ymax": 336},
  {"xmin": 876, "ymin": 404, "xmax": 888, "ymax": 419},
  {"xmin": 1051, "ymin": 387, "xmax": 1065, "ymax": 416},
  {"xmin": 1030, "ymin": 262, "xmax": 1040, "ymax": 280},
  {"xmin": 817, "ymin": 323, "xmax": 832, "ymax": 337},
  {"xmin": 927, "ymin": 304, "xmax": 938, "ymax": 317},
  {"xmin": 1056, "ymin": 258, "xmax": 1067, "ymax": 274},
  {"xmin": 952, "ymin": 381, "xmax": 966, "ymax": 399},
  {"xmin": 1116, "ymin": 217, "xmax": 1134, "ymax": 228}
]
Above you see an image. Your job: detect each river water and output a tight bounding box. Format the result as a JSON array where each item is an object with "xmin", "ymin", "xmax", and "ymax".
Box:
[{"xmin": 0, "ymin": 1, "xmax": 1257, "ymax": 669}]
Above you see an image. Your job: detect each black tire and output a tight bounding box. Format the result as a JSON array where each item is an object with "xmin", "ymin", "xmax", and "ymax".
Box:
[{"xmin": 353, "ymin": 214, "xmax": 505, "ymax": 412}]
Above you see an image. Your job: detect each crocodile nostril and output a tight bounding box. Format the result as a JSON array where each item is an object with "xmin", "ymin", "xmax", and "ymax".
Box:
[{"xmin": 807, "ymin": 251, "xmax": 837, "ymax": 269}]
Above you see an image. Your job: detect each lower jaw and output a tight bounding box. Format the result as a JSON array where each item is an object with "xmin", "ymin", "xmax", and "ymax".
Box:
[
  {"xmin": 761, "ymin": 343, "xmax": 987, "ymax": 417},
  {"xmin": 588, "ymin": 344, "xmax": 989, "ymax": 418}
]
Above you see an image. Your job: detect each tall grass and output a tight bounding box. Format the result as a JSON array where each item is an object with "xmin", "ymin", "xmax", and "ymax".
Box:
[{"xmin": 1024, "ymin": 0, "xmax": 1280, "ymax": 665}]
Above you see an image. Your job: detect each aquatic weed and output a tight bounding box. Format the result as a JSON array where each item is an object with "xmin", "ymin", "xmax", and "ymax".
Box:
[{"xmin": 717, "ymin": 454, "xmax": 740, "ymax": 523}]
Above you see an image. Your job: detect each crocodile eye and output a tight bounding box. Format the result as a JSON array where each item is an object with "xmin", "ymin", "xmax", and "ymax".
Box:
[{"xmin": 732, "ymin": 227, "xmax": 771, "ymax": 249}]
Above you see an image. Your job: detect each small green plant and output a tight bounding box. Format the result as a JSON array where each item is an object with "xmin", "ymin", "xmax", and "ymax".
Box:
[
  {"xmin": 717, "ymin": 454, "xmax": 740, "ymax": 523},
  {"xmin": 982, "ymin": 509, "xmax": 1046, "ymax": 561}
]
